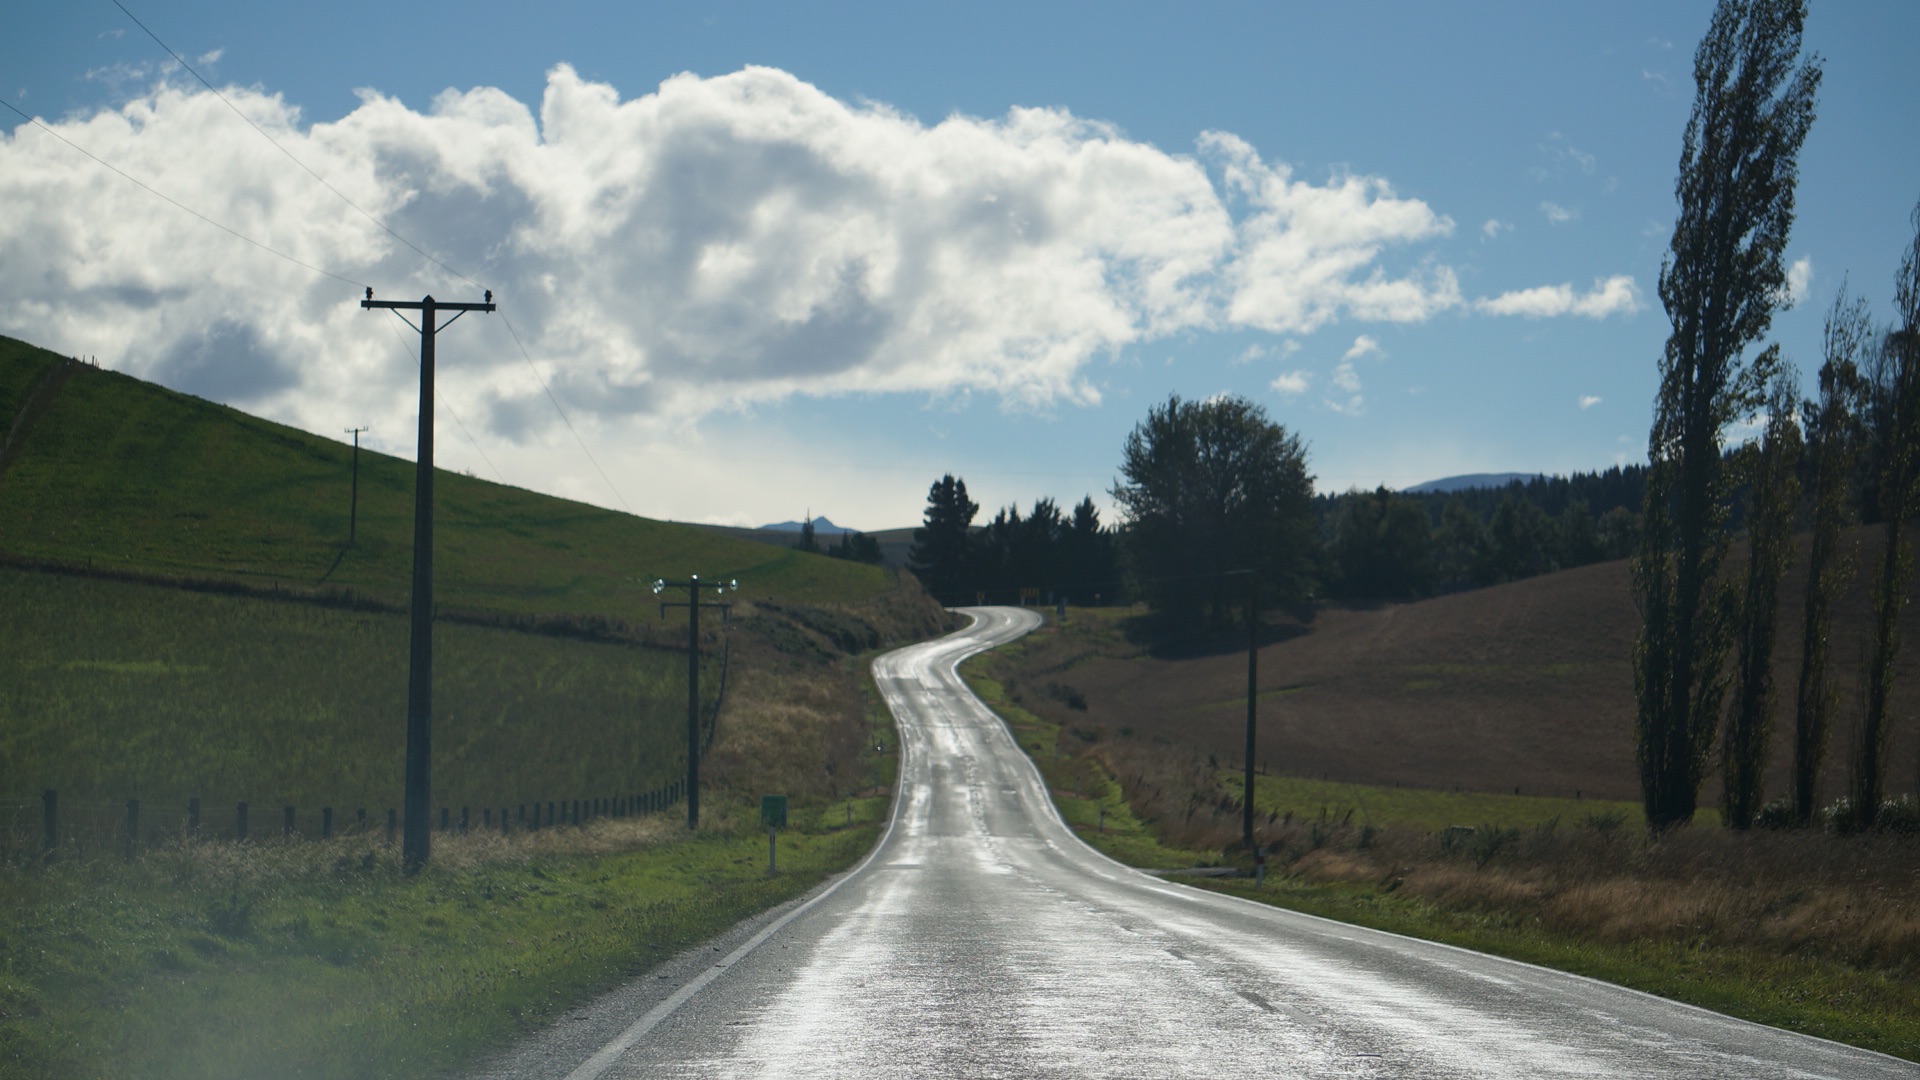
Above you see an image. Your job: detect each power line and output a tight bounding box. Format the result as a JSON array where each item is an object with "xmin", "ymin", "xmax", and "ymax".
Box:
[
  {"xmin": 1, "ymin": 96, "xmax": 366, "ymax": 289},
  {"xmin": 498, "ymin": 313, "xmax": 634, "ymax": 515},
  {"xmin": 107, "ymin": 0, "xmax": 482, "ymax": 291},
  {"xmin": 381, "ymin": 316, "xmax": 505, "ymax": 483}
]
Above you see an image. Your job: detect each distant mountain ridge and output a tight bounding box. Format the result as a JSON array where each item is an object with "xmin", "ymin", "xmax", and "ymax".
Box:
[
  {"xmin": 758, "ymin": 515, "xmax": 857, "ymax": 535},
  {"xmin": 1403, "ymin": 472, "xmax": 1542, "ymax": 494}
]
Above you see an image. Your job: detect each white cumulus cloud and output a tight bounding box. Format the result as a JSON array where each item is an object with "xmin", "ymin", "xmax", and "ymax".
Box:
[
  {"xmin": 1270, "ymin": 370, "xmax": 1311, "ymax": 396},
  {"xmin": 1344, "ymin": 334, "xmax": 1383, "ymax": 360},
  {"xmin": 1476, "ymin": 275, "xmax": 1641, "ymax": 319},
  {"xmin": 1579, "ymin": 394, "xmax": 1602, "ymax": 410},
  {"xmin": 0, "ymin": 65, "xmax": 1650, "ymax": 493},
  {"xmin": 1784, "ymin": 255, "xmax": 1813, "ymax": 306}
]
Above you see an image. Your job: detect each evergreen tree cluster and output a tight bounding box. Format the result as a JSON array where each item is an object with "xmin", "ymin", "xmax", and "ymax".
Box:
[
  {"xmin": 1317, "ymin": 468, "xmax": 1646, "ymax": 601},
  {"xmin": 906, "ymin": 475, "xmax": 1122, "ymax": 607}
]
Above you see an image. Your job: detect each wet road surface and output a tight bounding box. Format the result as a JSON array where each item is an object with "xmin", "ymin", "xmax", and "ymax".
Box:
[{"xmin": 530, "ymin": 607, "xmax": 1914, "ymax": 1079}]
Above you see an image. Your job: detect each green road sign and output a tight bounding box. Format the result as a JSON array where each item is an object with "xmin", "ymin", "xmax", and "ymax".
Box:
[{"xmin": 760, "ymin": 794, "xmax": 788, "ymax": 829}]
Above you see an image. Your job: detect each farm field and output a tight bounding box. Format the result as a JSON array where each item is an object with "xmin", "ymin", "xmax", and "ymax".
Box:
[
  {"xmin": 962, "ymin": 642, "xmax": 1920, "ymax": 1062},
  {"xmin": 0, "ymin": 335, "xmax": 891, "ymax": 620},
  {"xmin": 1010, "ymin": 545, "xmax": 1920, "ymax": 809}
]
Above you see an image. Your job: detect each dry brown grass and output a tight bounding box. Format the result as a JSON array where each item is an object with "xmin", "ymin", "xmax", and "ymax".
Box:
[{"xmin": 1272, "ymin": 819, "xmax": 1920, "ymax": 976}]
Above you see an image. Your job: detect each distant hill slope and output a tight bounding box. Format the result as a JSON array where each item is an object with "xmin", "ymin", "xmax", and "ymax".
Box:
[
  {"xmin": 0, "ymin": 335, "xmax": 891, "ymax": 618},
  {"xmin": 1022, "ymin": 533, "xmax": 1919, "ymax": 808},
  {"xmin": 690, "ymin": 522, "xmax": 918, "ymax": 569},
  {"xmin": 1402, "ymin": 472, "xmax": 1541, "ymax": 494}
]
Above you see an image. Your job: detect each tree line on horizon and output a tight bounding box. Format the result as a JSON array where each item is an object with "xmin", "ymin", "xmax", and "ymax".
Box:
[{"xmin": 902, "ymin": 0, "xmax": 1920, "ymax": 838}]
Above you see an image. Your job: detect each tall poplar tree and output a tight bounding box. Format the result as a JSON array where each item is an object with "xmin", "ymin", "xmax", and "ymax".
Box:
[
  {"xmin": 1792, "ymin": 287, "xmax": 1869, "ymax": 825},
  {"xmin": 1723, "ymin": 366, "xmax": 1800, "ymax": 829},
  {"xmin": 1856, "ymin": 204, "xmax": 1920, "ymax": 829},
  {"xmin": 1633, "ymin": 0, "xmax": 1820, "ymax": 829}
]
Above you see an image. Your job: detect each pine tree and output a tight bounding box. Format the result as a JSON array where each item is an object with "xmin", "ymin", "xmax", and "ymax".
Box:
[{"xmin": 907, "ymin": 475, "xmax": 979, "ymax": 604}]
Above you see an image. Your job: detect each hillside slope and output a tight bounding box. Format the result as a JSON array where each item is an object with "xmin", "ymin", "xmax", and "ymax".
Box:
[
  {"xmin": 0, "ymin": 334, "xmax": 889, "ymax": 619},
  {"xmin": 1024, "ymin": 544, "xmax": 1920, "ymax": 808}
]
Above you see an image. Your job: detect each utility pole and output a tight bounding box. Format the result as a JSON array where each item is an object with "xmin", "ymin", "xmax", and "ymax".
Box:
[
  {"xmin": 344, "ymin": 426, "xmax": 368, "ymax": 546},
  {"xmin": 653, "ymin": 575, "xmax": 737, "ymax": 829},
  {"xmin": 1221, "ymin": 568, "xmax": 1260, "ymax": 850},
  {"xmin": 360, "ymin": 289, "xmax": 494, "ymax": 873}
]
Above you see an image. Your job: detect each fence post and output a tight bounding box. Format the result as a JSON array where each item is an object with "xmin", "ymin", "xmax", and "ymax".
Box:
[
  {"xmin": 188, "ymin": 797, "xmax": 201, "ymax": 837},
  {"xmin": 322, "ymin": 807, "xmax": 333, "ymax": 840},
  {"xmin": 41, "ymin": 789, "xmax": 57, "ymax": 860},
  {"xmin": 236, "ymin": 801, "xmax": 249, "ymax": 842},
  {"xmin": 386, "ymin": 808, "xmax": 397, "ymax": 844},
  {"xmin": 440, "ymin": 808, "xmax": 449, "ymax": 832},
  {"xmin": 357, "ymin": 807, "xmax": 367, "ymax": 833},
  {"xmin": 517, "ymin": 804, "xmax": 526, "ymax": 830},
  {"xmin": 500, "ymin": 807, "xmax": 508, "ymax": 835},
  {"xmin": 547, "ymin": 802, "xmax": 555, "ymax": 827},
  {"xmin": 283, "ymin": 806, "xmax": 295, "ymax": 838},
  {"xmin": 460, "ymin": 807, "xmax": 469, "ymax": 835},
  {"xmin": 124, "ymin": 799, "xmax": 140, "ymax": 861}
]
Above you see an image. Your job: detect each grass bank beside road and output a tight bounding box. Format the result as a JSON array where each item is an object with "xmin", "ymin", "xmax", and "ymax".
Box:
[
  {"xmin": 0, "ymin": 803, "xmax": 890, "ymax": 1080},
  {"xmin": 962, "ymin": 617, "xmax": 1920, "ymax": 1063}
]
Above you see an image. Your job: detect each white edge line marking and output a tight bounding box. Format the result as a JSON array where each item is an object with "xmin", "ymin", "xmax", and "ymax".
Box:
[
  {"xmin": 561, "ymin": 611, "xmax": 1008, "ymax": 1080},
  {"xmin": 951, "ymin": 611, "xmax": 1912, "ymax": 1069}
]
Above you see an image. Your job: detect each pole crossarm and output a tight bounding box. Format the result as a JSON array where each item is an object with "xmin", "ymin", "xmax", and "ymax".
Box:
[
  {"xmin": 651, "ymin": 575, "xmax": 739, "ymax": 830},
  {"xmin": 357, "ymin": 287, "xmax": 493, "ymax": 874}
]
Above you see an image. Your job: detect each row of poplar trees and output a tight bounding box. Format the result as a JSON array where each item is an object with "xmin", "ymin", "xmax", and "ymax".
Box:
[{"xmin": 1635, "ymin": 0, "xmax": 1920, "ymax": 831}]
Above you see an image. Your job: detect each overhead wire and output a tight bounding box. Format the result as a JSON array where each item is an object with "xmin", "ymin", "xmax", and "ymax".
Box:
[
  {"xmin": 0, "ymin": 96, "xmax": 367, "ymax": 289},
  {"xmin": 107, "ymin": 0, "xmax": 482, "ymax": 291},
  {"xmin": 380, "ymin": 316, "xmax": 505, "ymax": 484},
  {"xmin": 105, "ymin": 0, "xmax": 640, "ymax": 516},
  {"xmin": 497, "ymin": 313, "xmax": 634, "ymax": 514}
]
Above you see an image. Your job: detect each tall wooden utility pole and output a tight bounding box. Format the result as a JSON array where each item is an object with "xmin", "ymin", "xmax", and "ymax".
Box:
[
  {"xmin": 654, "ymin": 575, "xmax": 736, "ymax": 829},
  {"xmin": 360, "ymin": 289, "xmax": 494, "ymax": 873},
  {"xmin": 344, "ymin": 425, "xmax": 368, "ymax": 546}
]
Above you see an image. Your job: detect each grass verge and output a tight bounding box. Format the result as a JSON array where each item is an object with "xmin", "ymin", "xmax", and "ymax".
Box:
[
  {"xmin": 0, "ymin": 797, "xmax": 891, "ymax": 1079},
  {"xmin": 961, "ymin": 633, "xmax": 1920, "ymax": 1063}
]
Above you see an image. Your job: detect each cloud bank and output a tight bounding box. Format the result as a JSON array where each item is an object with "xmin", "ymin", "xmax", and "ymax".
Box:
[{"xmin": 0, "ymin": 64, "xmax": 1636, "ymax": 455}]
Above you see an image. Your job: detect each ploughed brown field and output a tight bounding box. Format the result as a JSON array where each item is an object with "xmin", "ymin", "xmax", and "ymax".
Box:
[{"xmin": 1037, "ymin": 524, "xmax": 1920, "ymax": 807}]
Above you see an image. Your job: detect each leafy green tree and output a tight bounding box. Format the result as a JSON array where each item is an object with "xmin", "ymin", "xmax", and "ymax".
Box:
[
  {"xmin": 1554, "ymin": 500, "xmax": 1605, "ymax": 569},
  {"xmin": 1723, "ymin": 370, "xmax": 1801, "ymax": 829},
  {"xmin": 1857, "ymin": 204, "xmax": 1920, "ymax": 829},
  {"xmin": 1793, "ymin": 286, "xmax": 1869, "ymax": 824},
  {"xmin": 1112, "ymin": 394, "xmax": 1315, "ymax": 635},
  {"xmin": 1634, "ymin": 0, "xmax": 1819, "ymax": 830},
  {"xmin": 1331, "ymin": 487, "xmax": 1434, "ymax": 599},
  {"xmin": 908, "ymin": 474, "xmax": 979, "ymax": 604}
]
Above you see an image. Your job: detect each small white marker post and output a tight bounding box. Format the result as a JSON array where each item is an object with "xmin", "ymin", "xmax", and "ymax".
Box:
[{"xmin": 762, "ymin": 794, "xmax": 787, "ymax": 876}]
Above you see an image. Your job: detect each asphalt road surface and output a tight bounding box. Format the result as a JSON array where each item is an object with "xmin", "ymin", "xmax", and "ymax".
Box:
[{"xmin": 495, "ymin": 607, "xmax": 1915, "ymax": 1079}]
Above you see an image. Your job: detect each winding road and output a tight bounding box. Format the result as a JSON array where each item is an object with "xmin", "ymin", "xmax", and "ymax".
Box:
[{"xmin": 500, "ymin": 607, "xmax": 1913, "ymax": 1079}]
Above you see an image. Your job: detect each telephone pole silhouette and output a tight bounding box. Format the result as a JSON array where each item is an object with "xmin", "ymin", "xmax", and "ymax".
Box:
[
  {"xmin": 653, "ymin": 575, "xmax": 736, "ymax": 829},
  {"xmin": 344, "ymin": 426, "xmax": 368, "ymax": 546},
  {"xmin": 360, "ymin": 290, "xmax": 494, "ymax": 873}
]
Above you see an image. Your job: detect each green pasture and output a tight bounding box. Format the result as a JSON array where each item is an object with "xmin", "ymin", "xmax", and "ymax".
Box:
[
  {"xmin": 0, "ymin": 335, "xmax": 889, "ymax": 618},
  {"xmin": 1230, "ymin": 772, "xmax": 1648, "ymax": 832},
  {"xmin": 0, "ymin": 566, "xmax": 714, "ymax": 832}
]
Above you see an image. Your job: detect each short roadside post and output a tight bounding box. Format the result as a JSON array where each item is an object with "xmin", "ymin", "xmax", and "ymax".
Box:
[{"xmin": 762, "ymin": 794, "xmax": 788, "ymax": 876}]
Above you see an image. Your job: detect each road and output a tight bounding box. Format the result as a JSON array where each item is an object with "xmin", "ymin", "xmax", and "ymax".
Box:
[{"xmin": 509, "ymin": 607, "xmax": 1914, "ymax": 1079}]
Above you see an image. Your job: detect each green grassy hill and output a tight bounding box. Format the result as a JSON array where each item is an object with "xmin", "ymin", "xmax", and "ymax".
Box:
[
  {"xmin": 0, "ymin": 332, "xmax": 940, "ymax": 838},
  {"xmin": 0, "ymin": 335, "xmax": 890, "ymax": 619}
]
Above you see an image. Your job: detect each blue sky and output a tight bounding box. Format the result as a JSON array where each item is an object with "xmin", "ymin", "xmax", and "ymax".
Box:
[{"xmin": 4, "ymin": 2, "xmax": 1916, "ymax": 530}]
